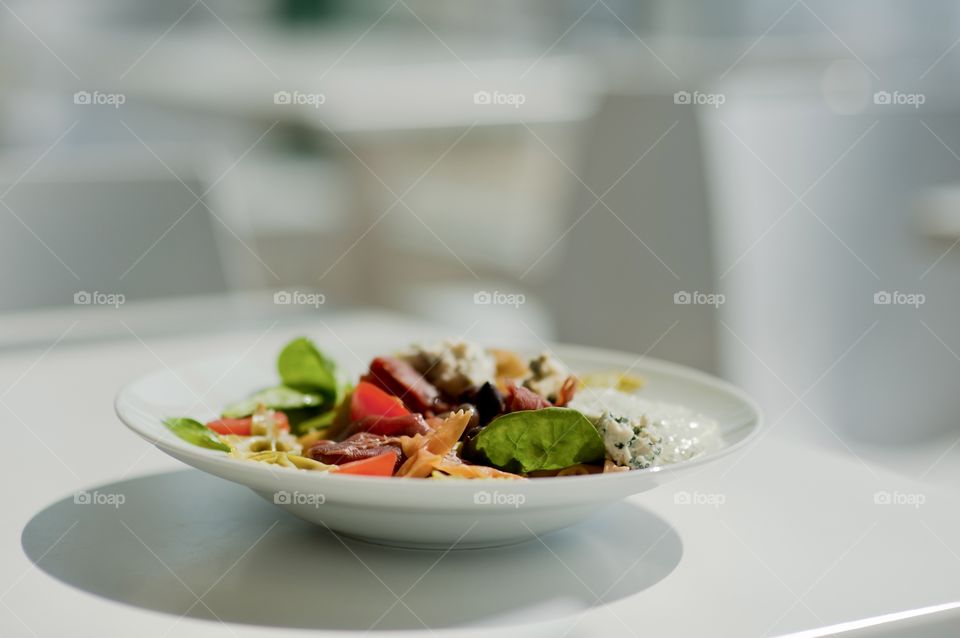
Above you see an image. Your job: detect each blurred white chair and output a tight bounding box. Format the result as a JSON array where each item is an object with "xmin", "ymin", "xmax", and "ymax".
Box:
[{"xmin": 541, "ymin": 88, "xmax": 719, "ymax": 372}]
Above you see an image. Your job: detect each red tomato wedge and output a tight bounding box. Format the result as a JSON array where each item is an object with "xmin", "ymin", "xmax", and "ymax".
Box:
[
  {"xmin": 333, "ymin": 450, "xmax": 399, "ymax": 477},
  {"xmin": 207, "ymin": 411, "xmax": 289, "ymax": 436},
  {"xmin": 350, "ymin": 381, "xmax": 411, "ymax": 422}
]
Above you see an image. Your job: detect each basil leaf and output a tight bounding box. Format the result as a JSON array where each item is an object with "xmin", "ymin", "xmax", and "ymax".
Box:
[
  {"xmin": 163, "ymin": 417, "xmax": 230, "ymax": 452},
  {"xmin": 277, "ymin": 337, "xmax": 340, "ymax": 400},
  {"xmin": 473, "ymin": 407, "xmax": 604, "ymax": 473},
  {"xmin": 221, "ymin": 385, "xmax": 323, "ymax": 419}
]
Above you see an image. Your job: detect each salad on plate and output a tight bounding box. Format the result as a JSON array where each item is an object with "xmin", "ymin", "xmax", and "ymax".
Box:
[{"xmin": 163, "ymin": 337, "xmax": 722, "ymax": 479}]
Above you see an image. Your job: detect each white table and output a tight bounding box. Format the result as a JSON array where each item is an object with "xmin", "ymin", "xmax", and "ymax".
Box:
[{"xmin": 2, "ymin": 310, "xmax": 959, "ymax": 637}]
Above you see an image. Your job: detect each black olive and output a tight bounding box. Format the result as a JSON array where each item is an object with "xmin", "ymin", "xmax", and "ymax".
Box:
[
  {"xmin": 460, "ymin": 428, "xmax": 485, "ymax": 463},
  {"xmin": 474, "ymin": 382, "xmax": 505, "ymax": 426}
]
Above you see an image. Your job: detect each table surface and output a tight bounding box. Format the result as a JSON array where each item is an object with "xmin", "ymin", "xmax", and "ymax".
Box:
[{"xmin": 2, "ymin": 309, "xmax": 959, "ymax": 638}]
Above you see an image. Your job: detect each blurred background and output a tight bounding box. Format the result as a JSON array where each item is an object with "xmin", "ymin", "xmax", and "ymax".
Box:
[{"xmin": 2, "ymin": 0, "xmax": 959, "ymax": 455}]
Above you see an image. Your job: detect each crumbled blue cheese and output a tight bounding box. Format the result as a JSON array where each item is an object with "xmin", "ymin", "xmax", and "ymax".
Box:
[
  {"xmin": 523, "ymin": 353, "xmax": 570, "ymax": 401},
  {"xmin": 407, "ymin": 340, "xmax": 496, "ymax": 396},
  {"xmin": 596, "ymin": 411, "xmax": 661, "ymax": 469}
]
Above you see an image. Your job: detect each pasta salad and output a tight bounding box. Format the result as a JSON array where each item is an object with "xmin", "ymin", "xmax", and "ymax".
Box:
[{"xmin": 163, "ymin": 337, "xmax": 721, "ymax": 479}]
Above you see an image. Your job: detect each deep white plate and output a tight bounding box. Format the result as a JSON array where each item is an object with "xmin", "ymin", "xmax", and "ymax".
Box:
[{"xmin": 115, "ymin": 341, "xmax": 761, "ymax": 549}]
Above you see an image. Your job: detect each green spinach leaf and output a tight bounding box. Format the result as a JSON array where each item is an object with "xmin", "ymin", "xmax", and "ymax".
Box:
[
  {"xmin": 163, "ymin": 417, "xmax": 230, "ymax": 452},
  {"xmin": 473, "ymin": 407, "xmax": 604, "ymax": 473},
  {"xmin": 277, "ymin": 337, "xmax": 341, "ymax": 401}
]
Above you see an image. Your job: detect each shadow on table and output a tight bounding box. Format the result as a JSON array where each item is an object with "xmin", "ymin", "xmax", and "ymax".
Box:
[{"xmin": 22, "ymin": 470, "xmax": 682, "ymax": 632}]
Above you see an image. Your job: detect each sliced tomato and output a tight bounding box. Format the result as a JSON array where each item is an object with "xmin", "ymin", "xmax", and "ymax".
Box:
[
  {"xmin": 333, "ymin": 450, "xmax": 399, "ymax": 477},
  {"xmin": 350, "ymin": 381, "xmax": 410, "ymax": 422},
  {"xmin": 207, "ymin": 411, "xmax": 289, "ymax": 436}
]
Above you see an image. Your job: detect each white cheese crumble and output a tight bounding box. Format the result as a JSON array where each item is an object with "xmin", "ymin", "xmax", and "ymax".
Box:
[{"xmin": 595, "ymin": 411, "xmax": 661, "ymax": 469}]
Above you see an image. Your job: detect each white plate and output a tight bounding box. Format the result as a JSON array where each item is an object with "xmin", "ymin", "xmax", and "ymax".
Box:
[{"xmin": 115, "ymin": 341, "xmax": 761, "ymax": 549}]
